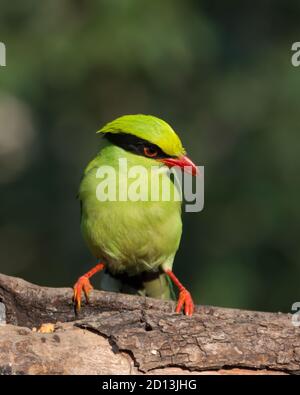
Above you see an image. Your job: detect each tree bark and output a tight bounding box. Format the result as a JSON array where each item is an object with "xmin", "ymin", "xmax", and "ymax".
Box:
[{"xmin": 0, "ymin": 273, "xmax": 299, "ymax": 375}]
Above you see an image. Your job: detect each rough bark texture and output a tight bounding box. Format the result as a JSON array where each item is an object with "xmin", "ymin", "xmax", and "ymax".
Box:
[{"xmin": 0, "ymin": 273, "xmax": 299, "ymax": 375}]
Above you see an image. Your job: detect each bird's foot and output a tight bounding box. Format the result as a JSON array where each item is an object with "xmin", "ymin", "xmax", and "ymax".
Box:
[
  {"xmin": 73, "ymin": 275, "xmax": 93, "ymax": 313},
  {"xmin": 176, "ymin": 288, "xmax": 194, "ymax": 316}
]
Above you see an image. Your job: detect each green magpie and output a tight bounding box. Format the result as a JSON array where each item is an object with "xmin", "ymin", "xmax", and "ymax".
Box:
[{"xmin": 73, "ymin": 114, "xmax": 198, "ymax": 315}]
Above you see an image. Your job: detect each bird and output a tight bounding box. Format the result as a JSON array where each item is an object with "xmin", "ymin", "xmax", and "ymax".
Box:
[{"xmin": 73, "ymin": 114, "xmax": 198, "ymax": 315}]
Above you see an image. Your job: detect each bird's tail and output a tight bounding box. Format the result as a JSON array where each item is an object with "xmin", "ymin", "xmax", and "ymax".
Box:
[
  {"xmin": 142, "ymin": 272, "xmax": 176, "ymax": 301},
  {"xmin": 101, "ymin": 270, "xmax": 176, "ymax": 301}
]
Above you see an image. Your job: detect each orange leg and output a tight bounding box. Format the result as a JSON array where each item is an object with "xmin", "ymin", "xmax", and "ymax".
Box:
[
  {"xmin": 73, "ymin": 262, "xmax": 105, "ymax": 313},
  {"xmin": 164, "ymin": 269, "xmax": 195, "ymax": 316}
]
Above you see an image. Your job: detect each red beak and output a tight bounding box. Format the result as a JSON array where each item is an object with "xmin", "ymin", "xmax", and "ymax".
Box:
[{"xmin": 159, "ymin": 155, "xmax": 199, "ymax": 176}]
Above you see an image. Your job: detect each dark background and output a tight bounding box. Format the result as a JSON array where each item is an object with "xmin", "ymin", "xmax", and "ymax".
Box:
[{"xmin": 0, "ymin": 1, "xmax": 299, "ymax": 312}]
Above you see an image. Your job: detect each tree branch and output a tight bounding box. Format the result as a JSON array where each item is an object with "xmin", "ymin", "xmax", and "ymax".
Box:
[{"xmin": 0, "ymin": 273, "xmax": 299, "ymax": 375}]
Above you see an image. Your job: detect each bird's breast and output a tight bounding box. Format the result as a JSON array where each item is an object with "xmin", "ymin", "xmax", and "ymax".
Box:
[{"xmin": 80, "ymin": 165, "xmax": 182, "ymax": 276}]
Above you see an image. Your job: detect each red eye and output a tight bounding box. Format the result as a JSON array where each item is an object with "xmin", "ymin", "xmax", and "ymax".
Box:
[{"xmin": 144, "ymin": 146, "xmax": 158, "ymax": 157}]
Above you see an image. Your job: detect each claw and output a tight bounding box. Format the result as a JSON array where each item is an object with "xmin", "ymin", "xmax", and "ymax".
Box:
[
  {"xmin": 73, "ymin": 275, "xmax": 94, "ymax": 313},
  {"xmin": 175, "ymin": 288, "xmax": 194, "ymax": 316}
]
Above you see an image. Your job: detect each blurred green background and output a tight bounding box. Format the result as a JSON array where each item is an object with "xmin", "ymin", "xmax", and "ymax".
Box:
[{"xmin": 0, "ymin": 1, "xmax": 299, "ymax": 312}]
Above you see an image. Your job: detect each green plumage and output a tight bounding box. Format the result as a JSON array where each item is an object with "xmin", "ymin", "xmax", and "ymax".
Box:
[{"xmin": 79, "ymin": 115, "xmax": 183, "ymax": 299}]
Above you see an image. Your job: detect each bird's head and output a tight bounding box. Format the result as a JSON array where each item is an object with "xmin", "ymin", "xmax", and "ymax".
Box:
[{"xmin": 97, "ymin": 114, "xmax": 198, "ymax": 176}]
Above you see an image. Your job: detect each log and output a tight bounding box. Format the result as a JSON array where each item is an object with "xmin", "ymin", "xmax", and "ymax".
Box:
[{"xmin": 0, "ymin": 273, "xmax": 299, "ymax": 375}]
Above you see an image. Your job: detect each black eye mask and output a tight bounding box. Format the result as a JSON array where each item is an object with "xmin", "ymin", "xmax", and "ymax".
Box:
[{"xmin": 104, "ymin": 132, "xmax": 173, "ymax": 159}]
